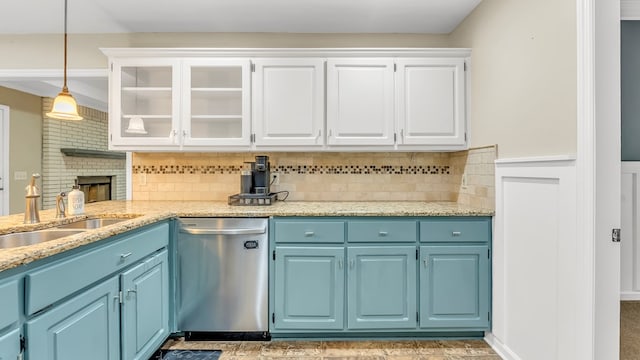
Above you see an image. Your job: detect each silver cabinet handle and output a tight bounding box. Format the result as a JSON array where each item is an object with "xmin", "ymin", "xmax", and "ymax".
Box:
[
  {"xmin": 338, "ymin": 259, "xmax": 343, "ymax": 269},
  {"xmin": 127, "ymin": 289, "xmax": 137, "ymax": 296},
  {"xmin": 120, "ymin": 252, "xmax": 132, "ymax": 259},
  {"xmin": 349, "ymin": 259, "xmax": 355, "ymax": 269},
  {"xmin": 183, "ymin": 130, "xmax": 187, "ymax": 137},
  {"xmin": 180, "ymin": 227, "xmax": 266, "ymax": 235},
  {"xmin": 423, "ymin": 257, "xmax": 428, "ymax": 268},
  {"xmin": 378, "ymin": 231, "xmax": 388, "ymax": 237},
  {"xmin": 452, "ymin": 231, "xmax": 462, "ymax": 237},
  {"xmin": 304, "ymin": 231, "xmax": 315, "ymax": 237}
]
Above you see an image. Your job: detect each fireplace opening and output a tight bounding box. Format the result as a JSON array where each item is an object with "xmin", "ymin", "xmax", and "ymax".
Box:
[{"xmin": 76, "ymin": 176, "xmax": 113, "ymax": 203}]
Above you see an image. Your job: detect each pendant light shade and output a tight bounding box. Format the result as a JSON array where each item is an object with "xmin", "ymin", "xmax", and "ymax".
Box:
[
  {"xmin": 48, "ymin": 87, "xmax": 82, "ymax": 120},
  {"xmin": 46, "ymin": 0, "xmax": 82, "ymax": 121}
]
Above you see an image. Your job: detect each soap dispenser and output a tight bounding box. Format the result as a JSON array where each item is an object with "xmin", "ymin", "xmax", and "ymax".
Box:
[{"xmin": 67, "ymin": 179, "xmax": 85, "ymax": 215}]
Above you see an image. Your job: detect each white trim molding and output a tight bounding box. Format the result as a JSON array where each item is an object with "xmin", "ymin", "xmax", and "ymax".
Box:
[
  {"xmin": 621, "ymin": 162, "xmax": 640, "ymax": 300},
  {"xmin": 492, "ymin": 157, "xmax": 577, "ymax": 360},
  {"xmin": 0, "ymin": 105, "xmax": 9, "ymax": 216},
  {"xmin": 622, "ymin": 0, "xmax": 640, "ymax": 20}
]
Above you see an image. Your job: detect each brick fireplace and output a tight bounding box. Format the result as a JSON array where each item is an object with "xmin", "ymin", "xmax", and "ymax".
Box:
[{"xmin": 41, "ymin": 99, "xmax": 126, "ymax": 209}]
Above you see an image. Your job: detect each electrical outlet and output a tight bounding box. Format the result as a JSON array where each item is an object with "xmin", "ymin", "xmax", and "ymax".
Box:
[{"xmin": 271, "ymin": 172, "xmax": 280, "ymax": 185}]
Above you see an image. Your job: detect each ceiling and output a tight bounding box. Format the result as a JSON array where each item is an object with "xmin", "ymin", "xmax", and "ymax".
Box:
[
  {"xmin": 1, "ymin": 0, "xmax": 481, "ymax": 34},
  {"xmin": 0, "ymin": 0, "xmax": 481, "ymax": 112}
]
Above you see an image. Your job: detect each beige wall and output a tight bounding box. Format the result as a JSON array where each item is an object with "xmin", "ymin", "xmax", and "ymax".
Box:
[
  {"xmin": 450, "ymin": 0, "xmax": 577, "ymax": 158},
  {"xmin": 0, "ymin": 87, "xmax": 42, "ymax": 214},
  {"xmin": 0, "ymin": 33, "xmax": 450, "ymax": 69}
]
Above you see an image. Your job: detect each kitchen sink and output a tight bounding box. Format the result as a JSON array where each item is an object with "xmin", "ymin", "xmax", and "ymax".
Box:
[
  {"xmin": 55, "ymin": 218, "xmax": 129, "ymax": 229},
  {"xmin": 0, "ymin": 229, "xmax": 86, "ymax": 249}
]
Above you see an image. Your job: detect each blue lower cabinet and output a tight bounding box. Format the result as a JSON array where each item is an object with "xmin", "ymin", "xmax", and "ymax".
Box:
[
  {"xmin": 419, "ymin": 245, "xmax": 490, "ymax": 329},
  {"xmin": 347, "ymin": 246, "xmax": 417, "ymax": 330},
  {"xmin": 121, "ymin": 249, "xmax": 169, "ymax": 360},
  {"xmin": 273, "ymin": 247, "xmax": 345, "ymax": 330},
  {"xmin": 26, "ymin": 277, "xmax": 120, "ymax": 360}
]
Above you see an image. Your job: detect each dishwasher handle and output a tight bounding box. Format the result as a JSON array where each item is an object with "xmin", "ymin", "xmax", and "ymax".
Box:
[{"xmin": 179, "ymin": 226, "xmax": 266, "ymax": 236}]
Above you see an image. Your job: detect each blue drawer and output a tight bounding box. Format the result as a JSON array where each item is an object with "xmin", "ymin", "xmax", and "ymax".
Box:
[
  {"xmin": 275, "ymin": 220, "xmax": 345, "ymax": 243},
  {"xmin": 25, "ymin": 223, "xmax": 169, "ymax": 316},
  {"xmin": 347, "ymin": 220, "xmax": 417, "ymax": 243},
  {"xmin": 420, "ymin": 218, "xmax": 491, "ymax": 243},
  {"xmin": 0, "ymin": 279, "xmax": 19, "ymax": 330}
]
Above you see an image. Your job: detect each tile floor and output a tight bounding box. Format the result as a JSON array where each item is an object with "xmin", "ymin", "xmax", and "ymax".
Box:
[{"xmin": 160, "ymin": 338, "xmax": 502, "ymax": 360}]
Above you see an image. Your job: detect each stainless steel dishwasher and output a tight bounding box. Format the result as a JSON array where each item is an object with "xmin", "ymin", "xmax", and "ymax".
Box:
[{"xmin": 177, "ymin": 218, "xmax": 269, "ymax": 340}]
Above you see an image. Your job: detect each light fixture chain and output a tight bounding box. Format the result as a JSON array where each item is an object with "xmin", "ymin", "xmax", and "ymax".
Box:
[{"xmin": 63, "ymin": 0, "xmax": 68, "ymax": 90}]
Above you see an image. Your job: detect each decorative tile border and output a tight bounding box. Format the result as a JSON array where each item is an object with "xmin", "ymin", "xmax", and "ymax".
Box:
[{"xmin": 132, "ymin": 164, "xmax": 451, "ymax": 175}]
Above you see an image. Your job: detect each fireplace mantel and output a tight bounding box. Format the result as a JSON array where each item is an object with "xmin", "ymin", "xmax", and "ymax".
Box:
[{"xmin": 60, "ymin": 148, "xmax": 126, "ymax": 160}]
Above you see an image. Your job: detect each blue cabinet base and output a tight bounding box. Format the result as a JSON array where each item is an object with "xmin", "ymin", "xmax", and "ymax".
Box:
[{"xmin": 270, "ymin": 331, "xmax": 486, "ymax": 340}]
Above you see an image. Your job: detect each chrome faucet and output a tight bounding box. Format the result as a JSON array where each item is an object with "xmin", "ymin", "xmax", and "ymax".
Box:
[
  {"xmin": 24, "ymin": 173, "xmax": 41, "ymax": 224},
  {"xmin": 56, "ymin": 192, "xmax": 67, "ymax": 218}
]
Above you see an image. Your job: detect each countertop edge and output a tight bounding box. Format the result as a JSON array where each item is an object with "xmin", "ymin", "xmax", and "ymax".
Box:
[{"xmin": 0, "ymin": 201, "xmax": 494, "ymax": 273}]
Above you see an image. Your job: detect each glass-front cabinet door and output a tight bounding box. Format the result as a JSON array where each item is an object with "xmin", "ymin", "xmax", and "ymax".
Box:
[
  {"xmin": 109, "ymin": 58, "xmax": 181, "ymax": 149},
  {"xmin": 182, "ymin": 59, "xmax": 251, "ymax": 147}
]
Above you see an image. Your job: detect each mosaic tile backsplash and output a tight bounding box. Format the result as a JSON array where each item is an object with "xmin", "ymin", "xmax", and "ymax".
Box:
[{"xmin": 131, "ymin": 146, "xmax": 496, "ymax": 208}]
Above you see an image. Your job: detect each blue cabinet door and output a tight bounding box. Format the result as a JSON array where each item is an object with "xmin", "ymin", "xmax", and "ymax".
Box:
[
  {"xmin": 273, "ymin": 246, "xmax": 345, "ymax": 330},
  {"xmin": 347, "ymin": 246, "xmax": 417, "ymax": 329},
  {"xmin": 419, "ymin": 245, "xmax": 490, "ymax": 329},
  {"xmin": 0, "ymin": 328, "xmax": 20, "ymax": 360},
  {"xmin": 121, "ymin": 249, "xmax": 169, "ymax": 360},
  {"xmin": 26, "ymin": 277, "xmax": 120, "ymax": 360}
]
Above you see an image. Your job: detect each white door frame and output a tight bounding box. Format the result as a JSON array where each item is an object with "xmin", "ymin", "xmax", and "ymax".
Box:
[
  {"xmin": 0, "ymin": 105, "xmax": 9, "ymax": 215},
  {"xmin": 577, "ymin": 0, "xmax": 621, "ymax": 359}
]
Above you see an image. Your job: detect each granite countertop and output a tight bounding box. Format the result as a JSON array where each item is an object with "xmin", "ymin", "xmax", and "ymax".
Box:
[{"xmin": 0, "ymin": 200, "xmax": 493, "ymax": 273}]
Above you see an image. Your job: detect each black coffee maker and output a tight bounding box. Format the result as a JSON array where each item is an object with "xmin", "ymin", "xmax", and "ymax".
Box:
[
  {"xmin": 230, "ymin": 155, "xmax": 275, "ymax": 205},
  {"xmin": 252, "ymin": 155, "xmax": 270, "ymax": 195}
]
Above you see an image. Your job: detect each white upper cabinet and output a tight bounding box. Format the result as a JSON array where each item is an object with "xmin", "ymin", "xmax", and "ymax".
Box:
[
  {"xmin": 104, "ymin": 48, "xmax": 469, "ymax": 152},
  {"xmin": 326, "ymin": 58, "xmax": 395, "ymax": 146},
  {"xmin": 107, "ymin": 54, "xmax": 250, "ymax": 150},
  {"xmin": 253, "ymin": 59, "xmax": 325, "ymax": 147},
  {"xmin": 182, "ymin": 59, "xmax": 251, "ymax": 147},
  {"xmin": 109, "ymin": 58, "xmax": 181, "ymax": 148},
  {"xmin": 396, "ymin": 58, "xmax": 466, "ymax": 149}
]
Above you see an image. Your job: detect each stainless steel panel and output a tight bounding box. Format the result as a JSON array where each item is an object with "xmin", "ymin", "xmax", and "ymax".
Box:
[{"xmin": 177, "ymin": 218, "xmax": 268, "ymax": 332}]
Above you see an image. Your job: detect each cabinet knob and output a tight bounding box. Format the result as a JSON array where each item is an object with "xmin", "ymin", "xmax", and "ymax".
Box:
[
  {"xmin": 378, "ymin": 231, "xmax": 388, "ymax": 237},
  {"xmin": 120, "ymin": 252, "xmax": 133, "ymax": 259},
  {"xmin": 338, "ymin": 259, "xmax": 343, "ymax": 269},
  {"xmin": 452, "ymin": 231, "xmax": 462, "ymax": 237},
  {"xmin": 304, "ymin": 231, "xmax": 315, "ymax": 237},
  {"xmin": 423, "ymin": 257, "xmax": 428, "ymax": 268}
]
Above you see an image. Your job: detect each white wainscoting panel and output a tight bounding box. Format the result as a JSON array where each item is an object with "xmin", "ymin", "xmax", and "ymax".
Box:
[
  {"xmin": 621, "ymin": 162, "xmax": 640, "ymax": 300},
  {"xmin": 489, "ymin": 156, "xmax": 577, "ymax": 360}
]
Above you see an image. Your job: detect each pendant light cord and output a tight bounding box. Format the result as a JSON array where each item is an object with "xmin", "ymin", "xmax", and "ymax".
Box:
[{"xmin": 63, "ymin": 0, "xmax": 68, "ymax": 92}]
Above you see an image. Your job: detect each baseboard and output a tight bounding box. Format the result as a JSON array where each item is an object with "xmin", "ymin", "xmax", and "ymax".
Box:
[
  {"xmin": 484, "ymin": 332, "xmax": 522, "ymax": 360},
  {"xmin": 621, "ymin": 292, "xmax": 640, "ymax": 301}
]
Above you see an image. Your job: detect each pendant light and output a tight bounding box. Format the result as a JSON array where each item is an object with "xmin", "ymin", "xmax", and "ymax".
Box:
[{"xmin": 46, "ymin": 0, "xmax": 83, "ymax": 121}]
